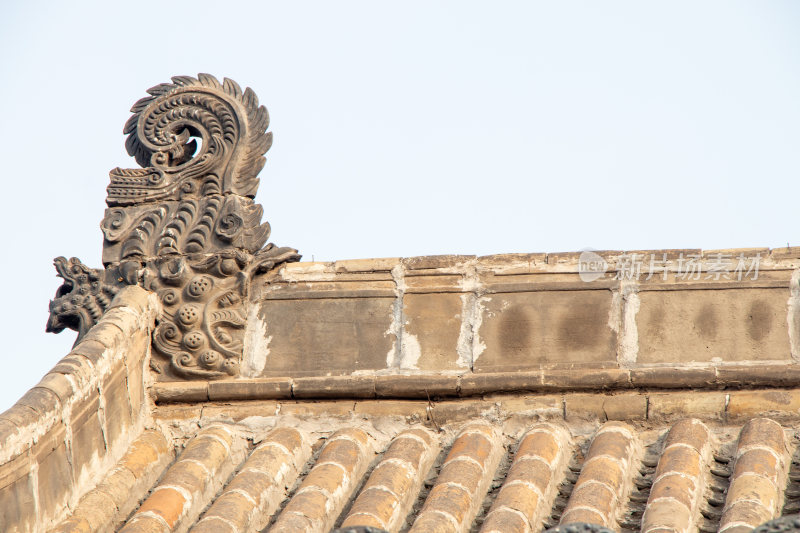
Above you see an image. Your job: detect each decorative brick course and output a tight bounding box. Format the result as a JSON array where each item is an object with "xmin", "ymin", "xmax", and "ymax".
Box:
[{"xmin": 560, "ymin": 422, "xmax": 640, "ymax": 529}]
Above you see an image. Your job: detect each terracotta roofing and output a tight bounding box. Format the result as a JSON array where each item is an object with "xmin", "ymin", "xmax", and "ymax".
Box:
[{"xmin": 48, "ymin": 414, "xmax": 798, "ymax": 533}]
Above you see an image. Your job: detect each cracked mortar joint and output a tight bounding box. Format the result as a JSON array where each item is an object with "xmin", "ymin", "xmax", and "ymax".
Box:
[
  {"xmin": 386, "ymin": 263, "xmax": 410, "ymax": 369},
  {"xmin": 618, "ymin": 280, "xmax": 640, "ymax": 369}
]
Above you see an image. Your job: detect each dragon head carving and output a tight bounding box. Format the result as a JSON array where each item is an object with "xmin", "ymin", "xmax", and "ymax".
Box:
[{"xmin": 46, "ymin": 257, "xmax": 119, "ymax": 343}]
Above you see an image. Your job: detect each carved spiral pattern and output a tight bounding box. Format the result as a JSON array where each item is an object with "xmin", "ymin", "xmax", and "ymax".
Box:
[
  {"xmin": 100, "ymin": 208, "xmax": 129, "ymax": 241},
  {"xmin": 159, "ymin": 288, "xmax": 179, "ymax": 306},
  {"xmin": 160, "ymin": 322, "xmax": 180, "ymax": 341},
  {"xmin": 132, "ymin": 97, "xmax": 230, "ymax": 169},
  {"xmin": 170, "ymin": 347, "xmax": 238, "ymax": 378},
  {"xmin": 216, "ymin": 213, "xmax": 244, "ymax": 241},
  {"xmin": 107, "ymin": 74, "xmax": 272, "ymax": 205}
]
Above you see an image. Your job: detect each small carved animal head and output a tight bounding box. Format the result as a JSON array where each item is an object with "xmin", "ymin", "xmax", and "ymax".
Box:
[{"xmin": 47, "ymin": 257, "xmax": 118, "ymax": 342}]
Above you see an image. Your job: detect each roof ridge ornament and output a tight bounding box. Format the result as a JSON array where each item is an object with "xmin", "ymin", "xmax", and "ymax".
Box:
[
  {"xmin": 108, "ymin": 73, "xmax": 269, "ymax": 204},
  {"xmin": 48, "ymin": 74, "xmax": 300, "ymax": 379},
  {"xmin": 46, "ymin": 257, "xmax": 120, "ymax": 344}
]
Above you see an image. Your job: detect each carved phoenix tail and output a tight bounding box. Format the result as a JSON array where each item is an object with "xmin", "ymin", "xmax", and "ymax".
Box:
[{"xmin": 47, "ymin": 74, "xmax": 300, "ymax": 380}]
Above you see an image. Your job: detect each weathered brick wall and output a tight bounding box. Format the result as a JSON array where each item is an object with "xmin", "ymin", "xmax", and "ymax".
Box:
[
  {"xmin": 245, "ymin": 249, "xmax": 800, "ymax": 378},
  {"xmin": 0, "ymin": 287, "xmax": 159, "ymax": 532}
]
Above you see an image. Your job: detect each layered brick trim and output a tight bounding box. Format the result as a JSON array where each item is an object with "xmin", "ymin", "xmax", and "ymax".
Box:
[
  {"xmin": 481, "ymin": 423, "xmax": 571, "ymax": 533},
  {"xmin": 153, "ymin": 365, "xmax": 800, "ymax": 403},
  {"xmin": 641, "ymin": 418, "xmax": 714, "ymax": 533},
  {"xmin": 718, "ymin": 419, "xmax": 790, "ymax": 533},
  {"xmin": 153, "ymin": 387, "xmax": 800, "ymax": 427},
  {"xmin": 409, "ymin": 422, "xmax": 503, "ymax": 533},
  {"xmin": 269, "ymin": 428, "xmax": 375, "ymax": 533},
  {"xmin": 560, "ymin": 422, "xmax": 641, "ymax": 528},
  {"xmin": 49, "ymin": 429, "xmax": 173, "ymax": 532},
  {"xmin": 120, "ymin": 425, "xmax": 246, "ymax": 533},
  {"xmin": 341, "ymin": 429, "xmax": 439, "ymax": 531}
]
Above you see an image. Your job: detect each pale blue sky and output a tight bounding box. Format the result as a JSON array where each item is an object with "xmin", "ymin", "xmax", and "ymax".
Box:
[{"xmin": 1, "ymin": 1, "xmax": 799, "ymax": 411}]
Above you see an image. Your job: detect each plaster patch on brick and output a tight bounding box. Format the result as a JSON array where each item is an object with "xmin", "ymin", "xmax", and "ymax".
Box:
[
  {"xmin": 608, "ymin": 288, "xmax": 622, "ymax": 337},
  {"xmin": 242, "ymin": 304, "xmax": 270, "ymax": 377},
  {"xmin": 62, "ymin": 402, "xmax": 75, "ymax": 483},
  {"xmin": 29, "ymin": 462, "xmax": 40, "ymax": 533},
  {"xmin": 385, "ymin": 311, "xmax": 401, "ymax": 369},
  {"xmin": 456, "ymin": 262, "xmax": 486, "ymax": 369},
  {"xmin": 400, "ymin": 331, "xmax": 422, "ymax": 370},
  {"xmin": 788, "ymin": 269, "xmax": 800, "ymax": 362},
  {"xmin": 97, "ymin": 383, "xmax": 109, "ymax": 451},
  {"xmin": 386, "ymin": 264, "xmax": 407, "ymax": 368},
  {"xmin": 457, "ymin": 259, "xmax": 481, "ymax": 293},
  {"xmin": 74, "ymin": 446, "xmax": 107, "ymax": 505},
  {"xmin": 279, "ymin": 262, "xmax": 335, "ymax": 282},
  {"xmin": 457, "ymin": 294, "xmax": 488, "ymax": 369},
  {"xmin": 472, "ymin": 296, "xmax": 488, "ymax": 364},
  {"xmin": 0, "ymin": 405, "xmax": 61, "ymax": 466},
  {"xmin": 619, "ymin": 281, "xmax": 640, "ymax": 368},
  {"xmin": 90, "ymin": 346, "xmax": 113, "ymax": 381},
  {"xmin": 457, "ymin": 293, "xmax": 476, "ymax": 369}
]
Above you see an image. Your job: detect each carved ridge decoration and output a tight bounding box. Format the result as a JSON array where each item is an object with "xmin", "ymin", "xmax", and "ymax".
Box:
[
  {"xmin": 46, "ymin": 257, "xmax": 120, "ymax": 344},
  {"xmin": 48, "ymin": 74, "xmax": 300, "ymax": 380},
  {"xmin": 108, "ymin": 73, "xmax": 270, "ymax": 204}
]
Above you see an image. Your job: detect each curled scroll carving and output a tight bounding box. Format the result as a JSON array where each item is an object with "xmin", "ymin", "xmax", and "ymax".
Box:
[
  {"xmin": 48, "ymin": 74, "xmax": 300, "ymax": 379},
  {"xmin": 149, "ymin": 254, "xmax": 247, "ymax": 378},
  {"xmin": 108, "ymin": 73, "xmax": 270, "ymax": 204},
  {"xmin": 102, "ymin": 74, "xmax": 275, "ymax": 265},
  {"xmin": 100, "ymin": 194, "xmax": 270, "ymax": 263}
]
